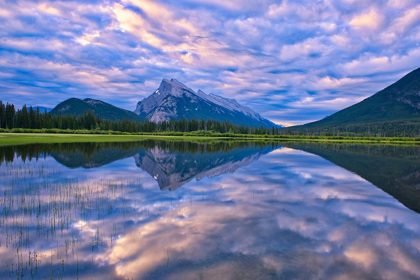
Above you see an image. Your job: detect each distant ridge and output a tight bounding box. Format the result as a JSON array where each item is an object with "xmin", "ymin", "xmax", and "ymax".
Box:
[
  {"xmin": 32, "ymin": 106, "xmax": 52, "ymax": 113},
  {"xmin": 51, "ymin": 98, "xmax": 145, "ymax": 122},
  {"xmin": 135, "ymin": 78, "xmax": 278, "ymax": 127}
]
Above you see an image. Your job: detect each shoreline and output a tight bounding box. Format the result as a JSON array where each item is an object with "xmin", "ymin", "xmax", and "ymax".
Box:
[{"xmin": 1, "ymin": 132, "xmax": 420, "ymax": 146}]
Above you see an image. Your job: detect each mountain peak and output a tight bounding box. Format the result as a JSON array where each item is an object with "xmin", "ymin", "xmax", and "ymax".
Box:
[
  {"xmin": 158, "ymin": 78, "xmax": 195, "ymax": 94},
  {"xmin": 170, "ymin": 78, "xmax": 187, "ymax": 88},
  {"xmin": 83, "ymin": 98, "xmax": 105, "ymax": 106}
]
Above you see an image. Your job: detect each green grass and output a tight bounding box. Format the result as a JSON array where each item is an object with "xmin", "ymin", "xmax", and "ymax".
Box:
[
  {"xmin": 0, "ymin": 133, "xmax": 227, "ymax": 146},
  {"xmin": 1, "ymin": 130, "xmax": 420, "ymax": 146}
]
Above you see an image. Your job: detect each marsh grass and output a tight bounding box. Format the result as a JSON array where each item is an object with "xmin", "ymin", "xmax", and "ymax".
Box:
[
  {"xmin": 1, "ymin": 132, "xmax": 420, "ymax": 147},
  {"xmin": 0, "ymin": 156, "xmax": 178, "ymax": 279}
]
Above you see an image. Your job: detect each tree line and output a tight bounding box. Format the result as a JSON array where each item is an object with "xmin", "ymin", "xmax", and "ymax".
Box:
[
  {"xmin": 284, "ymin": 121, "xmax": 420, "ymax": 138},
  {"xmin": 3, "ymin": 101, "xmax": 418, "ymax": 137},
  {"xmin": 0, "ymin": 101, "xmax": 279, "ymax": 134}
]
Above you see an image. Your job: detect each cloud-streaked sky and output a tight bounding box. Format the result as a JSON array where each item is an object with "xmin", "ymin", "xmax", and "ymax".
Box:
[{"xmin": 1, "ymin": 0, "xmax": 420, "ymax": 126}]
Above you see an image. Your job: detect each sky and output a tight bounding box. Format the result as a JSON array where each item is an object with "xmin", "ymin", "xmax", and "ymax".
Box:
[{"xmin": 0, "ymin": 0, "xmax": 420, "ymax": 126}]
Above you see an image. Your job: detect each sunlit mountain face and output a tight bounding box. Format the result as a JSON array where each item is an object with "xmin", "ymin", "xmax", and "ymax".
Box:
[{"xmin": 1, "ymin": 141, "xmax": 420, "ymax": 279}]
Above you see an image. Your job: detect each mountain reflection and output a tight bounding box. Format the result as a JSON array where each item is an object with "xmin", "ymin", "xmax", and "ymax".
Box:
[
  {"xmin": 1, "ymin": 142, "xmax": 420, "ymax": 209},
  {"xmin": 0, "ymin": 141, "xmax": 277, "ymax": 190},
  {"xmin": 282, "ymin": 143, "xmax": 420, "ymax": 213},
  {"xmin": 134, "ymin": 142, "xmax": 274, "ymax": 191}
]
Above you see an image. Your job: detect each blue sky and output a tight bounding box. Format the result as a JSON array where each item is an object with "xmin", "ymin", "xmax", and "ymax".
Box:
[{"xmin": 0, "ymin": 0, "xmax": 419, "ymax": 126}]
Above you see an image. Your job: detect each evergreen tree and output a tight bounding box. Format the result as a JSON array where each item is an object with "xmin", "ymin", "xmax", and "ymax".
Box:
[
  {"xmin": 20, "ymin": 104, "xmax": 30, "ymax": 128},
  {"xmin": 0, "ymin": 101, "xmax": 5, "ymax": 129},
  {"xmin": 5, "ymin": 103, "xmax": 15, "ymax": 129}
]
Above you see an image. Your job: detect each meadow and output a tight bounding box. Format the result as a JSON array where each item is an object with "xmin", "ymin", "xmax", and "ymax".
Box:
[{"xmin": 1, "ymin": 130, "xmax": 420, "ymax": 146}]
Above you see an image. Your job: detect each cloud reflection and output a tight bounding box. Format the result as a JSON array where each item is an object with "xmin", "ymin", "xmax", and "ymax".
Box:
[
  {"xmin": 108, "ymin": 145, "xmax": 420, "ymax": 279},
  {"xmin": 1, "ymin": 142, "xmax": 420, "ymax": 279}
]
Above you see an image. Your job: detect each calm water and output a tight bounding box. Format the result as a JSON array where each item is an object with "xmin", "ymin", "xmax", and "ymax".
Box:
[{"xmin": 1, "ymin": 141, "xmax": 420, "ymax": 280}]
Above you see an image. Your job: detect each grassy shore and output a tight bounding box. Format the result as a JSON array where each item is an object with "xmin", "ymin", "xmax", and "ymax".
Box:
[
  {"xmin": 0, "ymin": 133, "xmax": 227, "ymax": 146},
  {"xmin": 1, "ymin": 129, "xmax": 420, "ymax": 146}
]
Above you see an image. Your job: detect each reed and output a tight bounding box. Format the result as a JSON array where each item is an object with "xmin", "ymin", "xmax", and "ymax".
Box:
[{"xmin": 0, "ymin": 156, "xmax": 180, "ymax": 279}]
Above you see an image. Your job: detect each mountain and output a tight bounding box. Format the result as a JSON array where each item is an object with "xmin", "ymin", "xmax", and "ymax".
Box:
[
  {"xmin": 292, "ymin": 67, "xmax": 420, "ymax": 132},
  {"xmin": 51, "ymin": 98, "xmax": 145, "ymax": 122},
  {"xmin": 135, "ymin": 78, "xmax": 277, "ymax": 127}
]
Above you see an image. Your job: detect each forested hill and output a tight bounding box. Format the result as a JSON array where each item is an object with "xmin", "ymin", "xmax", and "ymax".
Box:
[
  {"xmin": 51, "ymin": 98, "xmax": 145, "ymax": 122},
  {"xmin": 287, "ymin": 67, "xmax": 420, "ymax": 136}
]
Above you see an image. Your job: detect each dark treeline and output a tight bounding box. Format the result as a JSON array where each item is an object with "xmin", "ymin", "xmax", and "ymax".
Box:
[
  {"xmin": 283, "ymin": 142, "xmax": 420, "ymax": 159},
  {"xmin": 0, "ymin": 101, "xmax": 278, "ymax": 134},
  {"xmin": 283, "ymin": 121, "xmax": 420, "ymax": 137}
]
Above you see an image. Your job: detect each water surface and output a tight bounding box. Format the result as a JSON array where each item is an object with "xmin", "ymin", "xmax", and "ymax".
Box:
[{"xmin": 1, "ymin": 141, "xmax": 420, "ymax": 279}]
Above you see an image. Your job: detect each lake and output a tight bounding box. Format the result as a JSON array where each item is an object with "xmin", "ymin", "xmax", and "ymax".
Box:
[{"xmin": 1, "ymin": 140, "xmax": 420, "ymax": 279}]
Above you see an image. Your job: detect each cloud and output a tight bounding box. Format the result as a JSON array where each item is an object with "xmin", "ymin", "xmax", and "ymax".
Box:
[
  {"xmin": 342, "ymin": 48, "xmax": 420, "ymax": 76},
  {"xmin": 349, "ymin": 9, "xmax": 384, "ymax": 31},
  {"xmin": 391, "ymin": 4, "xmax": 420, "ymax": 34},
  {"xmin": 37, "ymin": 3, "xmax": 62, "ymax": 16},
  {"xmin": 0, "ymin": 0, "xmax": 419, "ymax": 125},
  {"xmin": 280, "ymin": 37, "xmax": 331, "ymax": 61}
]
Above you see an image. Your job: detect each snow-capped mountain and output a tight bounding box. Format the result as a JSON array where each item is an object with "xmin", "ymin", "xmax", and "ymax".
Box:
[{"xmin": 135, "ymin": 78, "xmax": 278, "ymax": 127}]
